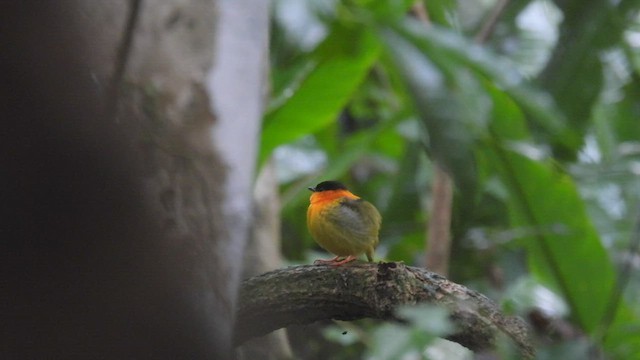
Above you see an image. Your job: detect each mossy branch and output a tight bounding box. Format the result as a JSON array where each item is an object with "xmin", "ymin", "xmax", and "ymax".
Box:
[{"xmin": 234, "ymin": 262, "xmax": 533, "ymax": 358}]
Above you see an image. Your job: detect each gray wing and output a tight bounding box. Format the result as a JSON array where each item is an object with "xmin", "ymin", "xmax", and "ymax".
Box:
[{"xmin": 329, "ymin": 198, "xmax": 381, "ymax": 240}]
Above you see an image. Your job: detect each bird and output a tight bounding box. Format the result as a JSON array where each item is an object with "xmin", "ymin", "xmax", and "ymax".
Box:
[{"xmin": 307, "ymin": 180, "xmax": 381, "ymax": 266}]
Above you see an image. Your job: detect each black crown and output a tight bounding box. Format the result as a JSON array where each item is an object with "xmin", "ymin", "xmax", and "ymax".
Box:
[{"xmin": 309, "ymin": 180, "xmax": 348, "ymax": 192}]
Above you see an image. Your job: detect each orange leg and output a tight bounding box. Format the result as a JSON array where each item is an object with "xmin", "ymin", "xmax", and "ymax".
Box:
[
  {"xmin": 314, "ymin": 255, "xmax": 356, "ymax": 266},
  {"xmin": 331, "ymin": 255, "xmax": 356, "ymax": 266},
  {"xmin": 313, "ymin": 255, "xmax": 341, "ymax": 265}
]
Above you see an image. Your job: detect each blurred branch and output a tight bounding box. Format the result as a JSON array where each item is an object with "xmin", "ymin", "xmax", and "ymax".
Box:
[
  {"xmin": 410, "ymin": 1, "xmax": 429, "ymax": 22},
  {"xmin": 409, "ymin": 1, "xmax": 455, "ymax": 277},
  {"xmin": 426, "ymin": 166, "xmax": 454, "ymax": 276},
  {"xmin": 474, "ymin": 0, "xmax": 510, "ymax": 44},
  {"xmin": 235, "ymin": 262, "xmax": 534, "ymax": 358}
]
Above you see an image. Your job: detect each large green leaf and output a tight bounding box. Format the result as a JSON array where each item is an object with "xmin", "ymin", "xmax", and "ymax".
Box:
[
  {"xmin": 485, "ymin": 86, "xmax": 622, "ymax": 333},
  {"xmin": 494, "ymin": 148, "xmax": 615, "ymax": 332},
  {"xmin": 387, "ymin": 20, "xmax": 581, "ymax": 152},
  {"xmin": 380, "ymin": 28, "xmax": 477, "ymax": 199},
  {"xmin": 537, "ymin": 0, "xmax": 627, "ymax": 160},
  {"xmin": 259, "ymin": 25, "xmax": 381, "ymax": 164},
  {"xmin": 608, "ymin": 80, "xmax": 640, "ymax": 143}
]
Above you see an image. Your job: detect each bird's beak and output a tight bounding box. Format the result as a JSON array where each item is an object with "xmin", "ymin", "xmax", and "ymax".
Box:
[{"xmin": 308, "ymin": 187, "xmax": 316, "ymax": 192}]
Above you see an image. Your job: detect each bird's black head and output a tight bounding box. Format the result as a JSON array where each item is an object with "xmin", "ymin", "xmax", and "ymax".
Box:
[{"xmin": 308, "ymin": 180, "xmax": 348, "ymax": 192}]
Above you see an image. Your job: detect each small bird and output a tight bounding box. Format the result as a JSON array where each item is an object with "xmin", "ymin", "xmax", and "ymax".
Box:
[{"xmin": 307, "ymin": 180, "xmax": 381, "ymax": 266}]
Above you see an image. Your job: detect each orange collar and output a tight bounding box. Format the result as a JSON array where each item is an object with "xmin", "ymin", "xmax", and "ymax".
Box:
[{"xmin": 310, "ymin": 189, "xmax": 359, "ymax": 204}]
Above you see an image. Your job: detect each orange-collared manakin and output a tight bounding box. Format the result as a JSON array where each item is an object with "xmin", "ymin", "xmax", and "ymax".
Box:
[{"xmin": 306, "ymin": 181, "xmax": 381, "ymax": 266}]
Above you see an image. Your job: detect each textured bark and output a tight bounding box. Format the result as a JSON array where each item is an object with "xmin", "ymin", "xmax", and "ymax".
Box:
[
  {"xmin": 235, "ymin": 263, "xmax": 534, "ymax": 359},
  {"xmin": 238, "ymin": 161, "xmax": 294, "ymax": 360},
  {"xmin": 2, "ymin": 1, "xmax": 244, "ymax": 359},
  {"xmin": 206, "ymin": 0, "xmax": 283, "ymax": 356},
  {"xmin": 111, "ymin": 0, "xmax": 239, "ymax": 356},
  {"xmin": 207, "ymin": 0, "xmax": 270, "ymax": 346}
]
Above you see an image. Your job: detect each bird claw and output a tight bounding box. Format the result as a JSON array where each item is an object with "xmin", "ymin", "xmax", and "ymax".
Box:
[{"xmin": 314, "ymin": 255, "xmax": 356, "ymax": 266}]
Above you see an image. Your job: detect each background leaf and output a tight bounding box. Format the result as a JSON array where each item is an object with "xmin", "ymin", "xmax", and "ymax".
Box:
[
  {"xmin": 381, "ymin": 27, "xmax": 477, "ymax": 199},
  {"xmin": 260, "ymin": 25, "xmax": 381, "ymax": 164},
  {"xmin": 537, "ymin": 0, "xmax": 631, "ymax": 160},
  {"xmin": 489, "ymin": 146, "xmax": 617, "ymax": 332}
]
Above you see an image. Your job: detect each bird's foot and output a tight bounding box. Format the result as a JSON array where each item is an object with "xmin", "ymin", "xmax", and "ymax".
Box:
[
  {"xmin": 314, "ymin": 255, "xmax": 356, "ymax": 266},
  {"xmin": 313, "ymin": 256, "xmax": 340, "ymax": 265}
]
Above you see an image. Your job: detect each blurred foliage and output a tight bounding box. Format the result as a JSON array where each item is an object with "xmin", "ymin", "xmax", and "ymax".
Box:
[{"xmin": 263, "ymin": 0, "xmax": 640, "ymax": 358}]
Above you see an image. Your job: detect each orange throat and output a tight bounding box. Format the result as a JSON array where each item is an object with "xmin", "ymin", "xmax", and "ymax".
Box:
[{"xmin": 309, "ymin": 189, "xmax": 359, "ymax": 205}]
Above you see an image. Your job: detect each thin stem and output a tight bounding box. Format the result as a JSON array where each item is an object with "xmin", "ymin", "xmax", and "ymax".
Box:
[
  {"xmin": 409, "ymin": 1, "xmax": 455, "ymax": 276},
  {"xmin": 426, "ymin": 165, "xmax": 454, "ymax": 276},
  {"xmin": 475, "ymin": 0, "xmax": 510, "ymax": 44}
]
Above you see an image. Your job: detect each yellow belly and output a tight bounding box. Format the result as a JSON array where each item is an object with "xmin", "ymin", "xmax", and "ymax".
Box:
[{"xmin": 307, "ymin": 201, "xmax": 376, "ymax": 258}]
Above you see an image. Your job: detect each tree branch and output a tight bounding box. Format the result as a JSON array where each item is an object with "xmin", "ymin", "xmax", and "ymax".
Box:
[{"xmin": 234, "ymin": 262, "xmax": 533, "ymax": 358}]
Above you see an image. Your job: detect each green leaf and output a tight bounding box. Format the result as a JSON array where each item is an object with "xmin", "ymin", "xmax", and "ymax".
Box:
[
  {"xmin": 607, "ymin": 80, "xmax": 640, "ymax": 144},
  {"xmin": 397, "ymin": 304, "xmax": 455, "ymax": 335},
  {"xmin": 368, "ymin": 324, "xmax": 416, "ymax": 360},
  {"xmin": 259, "ymin": 25, "xmax": 381, "ymax": 164},
  {"xmin": 604, "ymin": 306, "xmax": 640, "ymax": 358},
  {"xmin": 380, "ymin": 27, "xmax": 477, "ymax": 198},
  {"xmin": 363, "ymin": 0, "xmax": 415, "ymax": 21},
  {"xmin": 537, "ymin": 1, "xmax": 626, "ymax": 159},
  {"xmin": 387, "ymin": 19, "xmax": 580, "ymax": 151},
  {"xmin": 482, "ymin": 80, "xmax": 529, "ymax": 141},
  {"xmin": 423, "ymin": 0, "xmax": 458, "ymax": 28},
  {"xmin": 488, "ymin": 138, "xmax": 616, "ymax": 333},
  {"xmin": 483, "ymin": 81, "xmax": 640, "ymax": 350},
  {"xmin": 383, "ymin": 140, "xmax": 423, "ymax": 226}
]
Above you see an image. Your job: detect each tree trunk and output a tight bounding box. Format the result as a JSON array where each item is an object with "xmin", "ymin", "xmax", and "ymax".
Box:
[{"xmin": 1, "ymin": 1, "xmax": 262, "ymax": 358}]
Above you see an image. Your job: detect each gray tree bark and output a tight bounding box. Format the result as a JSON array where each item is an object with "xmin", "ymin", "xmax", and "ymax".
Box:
[
  {"xmin": 235, "ymin": 263, "xmax": 534, "ymax": 359},
  {"xmin": 238, "ymin": 161, "xmax": 294, "ymax": 360},
  {"xmin": 2, "ymin": 1, "xmax": 259, "ymax": 358}
]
